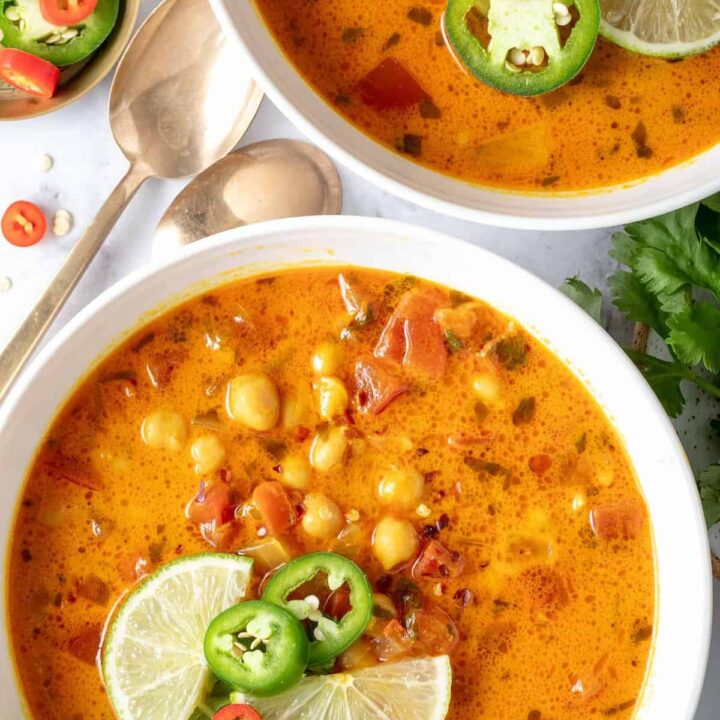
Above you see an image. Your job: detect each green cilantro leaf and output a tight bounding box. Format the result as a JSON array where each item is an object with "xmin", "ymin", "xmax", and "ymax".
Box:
[
  {"xmin": 624, "ymin": 349, "xmax": 687, "ymax": 417},
  {"xmin": 613, "ymin": 204, "xmax": 720, "ymax": 311},
  {"xmin": 702, "ymin": 193, "xmax": 720, "ymax": 213},
  {"xmin": 560, "ymin": 276, "xmax": 602, "ymax": 323},
  {"xmin": 608, "ymin": 269, "xmax": 669, "ymax": 337},
  {"xmin": 697, "ymin": 464, "xmax": 720, "ymax": 528},
  {"xmin": 666, "ymin": 302, "xmax": 720, "ymax": 373}
]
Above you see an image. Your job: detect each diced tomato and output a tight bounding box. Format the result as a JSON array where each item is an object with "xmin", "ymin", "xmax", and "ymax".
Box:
[
  {"xmin": 2, "ymin": 200, "xmax": 47, "ymax": 247},
  {"xmin": 252, "ymin": 482, "xmax": 297, "ymax": 536},
  {"xmin": 359, "ymin": 58, "xmax": 425, "ymax": 109},
  {"xmin": 324, "ymin": 587, "xmax": 352, "ymax": 620},
  {"xmin": 412, "ymin": 540, "xmax": 465, "ymax": 579},
  {"xmin": 67, "ymin": 623, "xmax": 102, "ymax": 665},
  {"xmin": 373, "ymin": 618, "xmax": 413, "ymax": 661},
  {"xmin": 146, "ymin": 352, "xmax": 184, "ymax": 387},
  {"xmin": 212, "ymin": 704, "xmax": 262, "ymax": 720},
  {"xmin": 590, "ymin": 500, "xmax": 644, "ymax": 541},
  {"xmin": 520, "ymin": 566, "xmax": 570, "ymax": 617},
  {"xmin": 44, "ymin": 455, "xmax": 103, "ymax": 491},
  {"xmin": 76, "ymin": 574, "xmax": 110, "ymax": 606},
  {"xmin": 0, "ymin": 49, "xmax": 60, "ymax": 99},
  {"xmin": 40, "ymin": 0, "xmax": 98, "ymax": 25},
  {"xmin": 354, "ymin": 359, "xmax": 408, "ymax": 414},
  {"xmin": 407, "ymin": 603, "xmax": 459, "ymax": 656},
  {"xmin": 529, "ymin": 454, "xmax": 552, "ymax": 477},
  {"xmin": 187, "ymin": 482, "xmax": 234, "ymax": 527},
  {"xmin": 375, "ymin": 289, "xmax": 448, "ymax": 376},
  {"xmin": 338, "ymin": 272, "xmax": 374, "ymax": 323}
]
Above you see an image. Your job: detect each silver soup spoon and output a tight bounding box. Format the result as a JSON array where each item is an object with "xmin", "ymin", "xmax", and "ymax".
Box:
[{"xmin": 152, "ymin": 139, "xmax": 343, "ymax": 257}]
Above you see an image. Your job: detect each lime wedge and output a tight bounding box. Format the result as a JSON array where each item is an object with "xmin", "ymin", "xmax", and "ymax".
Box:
[
  {"xmin": 599, "ymin": 0, "xmax": 720, "ymax": 57},
  {"xmin": 231, "ymin": 655, "xmax": 452, "ymax": 720},
  {"xmin": 103, "ymin": 553, "xmax": 253, "ymax": 720}
]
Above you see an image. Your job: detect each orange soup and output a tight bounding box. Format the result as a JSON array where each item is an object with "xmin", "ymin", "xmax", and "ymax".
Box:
[
  {"xmin": 7, "ymin": 269, "xmax": 655, "ymax": 719},
  {"xmin": 251, "ymin": 0, "xmax": 720, "ymax": 191}
]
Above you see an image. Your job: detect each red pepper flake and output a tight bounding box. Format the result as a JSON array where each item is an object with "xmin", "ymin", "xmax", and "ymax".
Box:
[
  {"xmin": 343, "ymin": 408, "xmax": 356, "ymax": 425},
  {"xmin": 424, "ymin": 470, "xmax": 438, "ymax": 483},
  {"xmin": 436, "ymin": 513, "xmax": 450, "ymax": 531},
  {"xmin": 296, "ymin": 426, "xmax": 310, "ymax": 442},
  {"xmin": 416, "ymin": 448, "xmax": 429, "ymax": 457},
  {"xmin": 21, "ymin": 548, "xmax": 32, "ymax": 562},
  {"xmin": 376, "ymin": 574, "xmax": 393, "ymax": 593},
  {"xmin": 272, "ymin": 464, "xmax": 282, "ymax": 474},
  {"xmin": 175, "ymin": 544, "xmax": 183, "ymax": 555},
  {"xmin": 453, "ymin": 588, "xmax": 474, "ymax": 608},
  {"xmin": 421, "ymin": 524, "xmax": 440, "ymax": 539},
  {"xmin": 295, "ymin": 502, "xmax": 306, "ymax": 519},
  {"xmin": 218, "ymin": 468, "xmax": 231, "ymax": 483}
]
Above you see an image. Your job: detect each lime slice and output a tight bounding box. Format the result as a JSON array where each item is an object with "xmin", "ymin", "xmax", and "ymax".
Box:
[
  {"xmin": 599, "ymin": 0, "xmax": 720, "ymax": 57},
  {"xmin": 103, "ymin": 553, "xmax": 253, "ymax": 720},
  {"xmin": 231, "ymin": 655, "xmax": 452, "ymax": 720}
]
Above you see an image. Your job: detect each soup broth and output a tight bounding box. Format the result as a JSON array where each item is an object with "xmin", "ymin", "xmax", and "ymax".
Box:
[
  {"xmin": 7, "ymin": 268, "xmax": 654, "ymax": 719},
  {"xmin": 251, "ymin": 0, "xmax": 720, "ymax": 191}
]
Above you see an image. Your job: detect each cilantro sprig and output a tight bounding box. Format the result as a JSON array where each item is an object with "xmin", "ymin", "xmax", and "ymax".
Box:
[{"xmin": 561, "ymin": 193, "xmax": 720, "ymax": 527}]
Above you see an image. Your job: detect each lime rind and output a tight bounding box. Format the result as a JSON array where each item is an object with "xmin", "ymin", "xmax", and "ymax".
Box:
[
  {"xmin": 231, "ymin": 655, "xmax": 453, "ymax": 720},
  {"xmin": 599, "ymin": 0, "xmax": 720, "ymax": 57},
  {"xmin": 103, "ymin": 553, "xmax": 253, "ymax": 720}
]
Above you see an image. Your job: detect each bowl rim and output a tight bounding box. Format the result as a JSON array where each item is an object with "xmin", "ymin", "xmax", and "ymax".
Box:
[
  {"xmin": 0, "ymin": 215, "xmax": 712, "ymax": 718},
  {"xmin": 209, "ymin": 0, "xmax": 720, "ymax": 230},
  {"xmin": 0, "ymin": 0, "xmax": 140, "ymax": 122}
]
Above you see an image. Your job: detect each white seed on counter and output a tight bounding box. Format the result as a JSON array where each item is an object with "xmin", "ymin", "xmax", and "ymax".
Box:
[
  {"xmin": 53, "ymin": 209, "xmax": 73, "ymax": 237},
  {"xmin": 38, "ymin": 154, "xmax": 53, "ymax": 172},
  {"xmin": 0, "ymin": 276, "xmax": 12, "ymax": 293}
]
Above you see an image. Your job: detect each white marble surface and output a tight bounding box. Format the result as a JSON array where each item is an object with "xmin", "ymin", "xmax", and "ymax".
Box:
[{"xmin": 0, "ymin": 1, "xmax": 718, "ymax": 716}]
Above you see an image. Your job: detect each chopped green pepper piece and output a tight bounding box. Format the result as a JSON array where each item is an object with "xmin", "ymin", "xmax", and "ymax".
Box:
[
  {"xmin": 445, "ymin": 0, "xmax": 600, "ymax": 96},
  {"xmin": 262, "ymin": 552, "xmax": 373, "ymax": 667},
  {"xmin": 204, "ymin": 600, "xmax": 308, "ymax": 697}
]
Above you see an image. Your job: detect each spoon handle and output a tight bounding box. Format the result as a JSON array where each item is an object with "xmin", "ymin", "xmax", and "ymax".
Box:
[{"xmin": 0, "ymin": 164, "xmax": 148, "ymax": 405}]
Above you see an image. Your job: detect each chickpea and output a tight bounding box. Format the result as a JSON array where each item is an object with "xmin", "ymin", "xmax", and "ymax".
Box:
[
  {"xmin": 191, "ymin": 435, "xmax": 226, "ymax": 475},
  {"xmin": 376, "ymin": 465, "xmax": 424, "ymax": 508},
  {"xmin": 281, "ymin": 454, "xmax": 311, "ymax": 490},
  {"xmin": 302, "ymin": 493, "xmax": 344, "ymax": 539},
  {"xmin": 372, "ymin": 517, "xmax": 419, "ymax": 571},
  {"xmin": 312, "ymin": 342, "xmax": 344, "ymax": 375},
  {"xmin": 141, "ymin": 410, "xmax": 186, "ymax": 451},
  {"xmin": 315, "ymin": 376, "xmax": 349, "ymax": 420},
  {"xmin": 226, "ymin": 373, "xmax": 280, "ymax": 431},
  {"xmin": 309, "ymin": 426, "xmax": 348, "ymax": 472},
  {"xmin": 281, "ymin": 384, "xmax": 313, "ymax": 429},
  {"xmin": 471, "ymin": 372, "xmax": 502, "ymax": 406}
]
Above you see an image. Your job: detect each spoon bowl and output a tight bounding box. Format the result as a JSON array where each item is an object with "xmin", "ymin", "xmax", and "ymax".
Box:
[
  {"xmin": 153, "ymin": 139, "xmax": 343, "ymax": 257},
  {"xmin": 110, "ymin": 0, "xmax": 262, "ymax": 178}
]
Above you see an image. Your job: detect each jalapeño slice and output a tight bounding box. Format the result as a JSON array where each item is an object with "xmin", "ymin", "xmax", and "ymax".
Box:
[
  {"xmin": 204, "ymin": 600, "xmax": 308, "ymax": 697},
  {"xmin": 445, "ymin": 0, "xmax": 600, "ymax": 96},
  {"xmin": 262, "ymin": 552, "xmax": 373, "ymax": 667}
]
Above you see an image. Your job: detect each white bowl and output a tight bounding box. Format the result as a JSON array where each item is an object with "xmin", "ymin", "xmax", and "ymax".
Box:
[
  {"xmin": 0, "ymin": 217, "xmax": 711, "ymax": 717},
  {"xmin": 210, "ymin": 0, "xmax": 720, "ymax": 231}
]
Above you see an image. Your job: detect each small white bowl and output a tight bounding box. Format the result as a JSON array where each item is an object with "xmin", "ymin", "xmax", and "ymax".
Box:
[
  {"xmin": 0, "ymin": 216, "xmax": 711, "ymax": 717},
  {"xmin": 210, "ymin": 0, "xmax": 720, "ymax": 230}
]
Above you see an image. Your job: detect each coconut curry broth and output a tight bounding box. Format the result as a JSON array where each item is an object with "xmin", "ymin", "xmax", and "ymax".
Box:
[
  {"xmin": 252, "ymin": 0, "xmax": 720, "ymax": 191},
  {"xmin": 8, "ymin": 269, "xmax": 653, "ymax": 719}
]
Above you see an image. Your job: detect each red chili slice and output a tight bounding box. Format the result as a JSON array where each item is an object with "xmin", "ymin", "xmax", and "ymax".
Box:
[
  {"xmin": 40, "ymin": 0, "xmax": 98, "ymax": 25},
  {"xmin": 212, "ymin": 704, "xmax": 262, "ymax": 720},
  {"xmin": 0, "ymin": 49, "xmax": 60, "ymax": 99}
]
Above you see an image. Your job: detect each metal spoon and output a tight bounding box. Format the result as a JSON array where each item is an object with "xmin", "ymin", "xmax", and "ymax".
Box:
[
  {"xmin": 153, "ymin": 139, "xmax": 343, "ymax": 257},
  {"xmin": 0, "ymin": 0, "xmax": 263, "ymax": 403}
]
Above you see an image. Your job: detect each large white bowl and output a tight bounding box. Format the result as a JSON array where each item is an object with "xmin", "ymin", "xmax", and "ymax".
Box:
[
  {"xmin": 0, "ymin": 217, "xmax": 712, "ymax": 717},
  {"xmin": 210, "ymin": 0, "xmax": 720, "ymax": 231}
]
